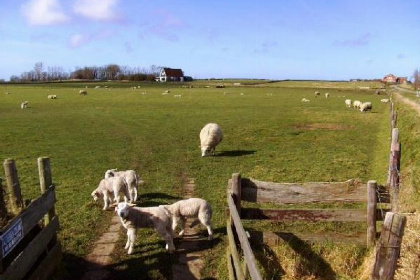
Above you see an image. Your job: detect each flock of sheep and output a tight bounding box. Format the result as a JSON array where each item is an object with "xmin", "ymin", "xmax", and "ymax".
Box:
[{"xmin": 90, "ymin": 123, "xmax": 223, "ymax": 254}]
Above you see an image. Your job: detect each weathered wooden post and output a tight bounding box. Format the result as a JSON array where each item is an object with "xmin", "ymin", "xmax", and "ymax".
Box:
[
  {"xmin": 231, "ymin": 173, "xmax": 242, "ymax": 216},
  {"xmin": 367, "ymin": 180, "xmax": 377, "ymax": 247},
  {"xmin": 371, "ymin": 212, "xmax": 406, "ymax": 280},
  {"xmin": 0, "ymin": 178, "xmax": 8, "ymax": 228},
  {"xmin": 3, "ymin": 159, "xmax": 23, "ymax": 214},
  {"xmin": 389, "ymin": 128, "xmax": 400, "ymax": 212},
  {"xmin": 38, "ymin": 157, "xmax": 55, "ymax": 225}
]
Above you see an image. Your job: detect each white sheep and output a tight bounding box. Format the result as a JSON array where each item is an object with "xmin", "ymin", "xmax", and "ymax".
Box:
[
  {"xmin": 105, "ymin": 169, "xmax": 140, "ymax": 203},
  {"xmin": 325, "ymin": 92, "xmax": 330, "ymax": 98},
  {"xmin": 301, "ymin": 98, "xmax": 310, "ymax": 102},
  {"xmin": 91, "ymin": 176, "xmax": 130, "ymax": 210},
  {"xmin": 314, "ymin": 91, "xmax": 320, "ymax": 97},
  {"xmin": 381, "ymin": 99, "xmax": 389, "ymax": 103},
  {"xmin": 115, "ymin": 202, "xmax": 175, "ymax": 254},
  {"xmin": 199, "ymin": 123, "xmax": 223, "ymax": 157},
  {"xmin": 360, "ymin": 102, "xmax": 372, "ymax": 112},
  {"xmin": 79, "ymin": 90, "xmax": 87, "ymax": 95},
  {"xmin": 47, "ymin": 95, "xmax": 57, "ymax": 99},
  {"xmin": 345, "ymin": 99, "xmax": 352, "ymax": 108},
  {"xmin": 162, "ymin": 198, "xmax": 213, "ymax": 240},
  {"xmin": 20, "ymin": 101, "xmax": 28, "ymax": 109},
  {"xmin": 174, "ymin": 95, "xmax": 182, "ymax": 98},
  {"xmin": 353, "ymin": 100, "xmax": 362, "ymax": 109}
]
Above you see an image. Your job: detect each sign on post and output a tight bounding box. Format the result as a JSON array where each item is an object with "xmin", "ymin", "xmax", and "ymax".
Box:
[{"xmin": 0, "ymin": 218, "xmax": 23, "ymax": 258}]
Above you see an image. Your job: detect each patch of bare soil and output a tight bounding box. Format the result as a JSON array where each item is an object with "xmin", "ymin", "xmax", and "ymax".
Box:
[
  {"xmin": 294, "ymin": 123, "xmax": 354, "ymax": 131},
  {"xmin": 81, "ymin": 214, "xmax": 121, "ymax": 280},
  {"xmin": 172, "ymin": 176, "xmax": 207, "ymax": 280}
]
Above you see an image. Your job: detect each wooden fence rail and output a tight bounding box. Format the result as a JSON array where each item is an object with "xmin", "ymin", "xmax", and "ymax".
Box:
[{"xmin": 0, "ymin": 157, "xmax": 61, "ymax": 280}]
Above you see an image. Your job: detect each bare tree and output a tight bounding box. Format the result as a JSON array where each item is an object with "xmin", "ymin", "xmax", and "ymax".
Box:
[
  {"xmin": 34, "ymin": 62, "xmax": 44, "ymax": 81},
  {"xmin": 413, "ymin": 68, "xmax": 420, "ymax": 91}
]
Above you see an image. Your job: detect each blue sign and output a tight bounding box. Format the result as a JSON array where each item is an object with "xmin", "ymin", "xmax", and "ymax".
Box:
[{"xmin": 1, "ymin": 218, "xmax": 23, "ymax": 258}]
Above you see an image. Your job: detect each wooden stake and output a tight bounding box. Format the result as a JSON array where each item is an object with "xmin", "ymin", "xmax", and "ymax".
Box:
[{"xmin": 3, "ymin": 159, "xmax": 23, "ymax": 214}]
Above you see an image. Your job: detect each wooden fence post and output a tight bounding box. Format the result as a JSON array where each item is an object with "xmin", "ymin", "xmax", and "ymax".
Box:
[
  {"xmin": 389, "ymin": 128, "xmax": 400, "ymax": 212},
  {"xmin": 3, "ymin": 158, "xmax": 23, "ymax": 214},
  {"xmin": 231, "ymin": 173, "xmax": 241, "ymax": 216},
  {"xmin": 0, "ymin": 178, "xmax": 8, "ymax": 227},
  {"xmin": 367, "ymin": 180, "xmax": 377, "ymax": 247},
  {"xmin": 38, "ymin": 157, "xmax": 55, "ymax": 225},
  {"xmin": 371, "ymin": 212, "xmax": 406, "ymax": 280}
]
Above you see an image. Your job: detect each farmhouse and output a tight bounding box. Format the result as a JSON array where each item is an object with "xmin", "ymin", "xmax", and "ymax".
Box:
[
  {"xmin": 382, "ymin": 74, "xmax": 407, "ymax": 84},
  {"xmin": 158, "ymin": 68, "xmax": 184, "ymax": 82}
]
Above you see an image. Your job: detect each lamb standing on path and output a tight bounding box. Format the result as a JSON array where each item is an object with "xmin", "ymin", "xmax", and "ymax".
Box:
[
  {"xmin": 91, "ymin": 177, "xmax": 130, "ymax": 210},
  {"xmin": 163, "ymin": 198, "xmax": 213, "ymax": 240},
  {"xmin": 105, "ymin": 169, "xmax": 140, "ymax": 202},
  {"xmin": 115, "ymin": 202, "xmax": 175, "ymax": 254},
  {"xmin": 199, "ymin": 123, "xmax": 223, "ymax": 157}
]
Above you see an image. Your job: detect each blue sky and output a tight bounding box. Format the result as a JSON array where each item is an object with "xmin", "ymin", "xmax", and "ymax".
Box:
[{"xmin": 0, "ymin": 0, "xmax": 419, "ymax": 81}]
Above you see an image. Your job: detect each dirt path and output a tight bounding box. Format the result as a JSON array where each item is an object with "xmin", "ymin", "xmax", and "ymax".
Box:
[
  {"xmin": 81, "ymin": 214, "xmax": 121, "ymax": 280},
  {"xmin": 172, "ymin": 176, "xmax": 206, "ymax": 280},
  {"xmin": 393, "ymin": 91, "xmax": 420, "ymax": 115}
]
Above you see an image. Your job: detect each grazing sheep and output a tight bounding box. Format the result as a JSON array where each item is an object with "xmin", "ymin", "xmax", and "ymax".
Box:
[
  {"xmin": 115, "ymin": 202, "xmax": 175, "ymax": 254},
  {"xmin": 325, "ymin": 92, "xmax": 330, "ymax": 98},
  {"xmin": 360, "ymin": 102, "xmax": 372, "ymax": 112},
  {"xmin": 174, "ymin": 95, "xmax": 182, "ymax": 98},
  {"xmin": 345, "ymin": 99, "xmax": 352, "ymax": 108},
  {"xmin": 353, "ymin": 100, "xmax": 362, "ymax": 109},
  {"xmin": 302, "ymin": 98, "xmax": 310, "ymax": 102},
  {"xmin": 79, "ymin": 90, "xmax": 87, "ymax": 95},
  {"xmin": 91, "ymin": 177, "xmax": 130, "ymax": 210},
  {"xmin": 47, "ymin": 95, "xmax": 57, "ymax": 99},
  {"xmin": 20, "ymin": 101, "xmax": 28, "ymax": 109},
  {"xmin": 105, "ymin": 169, "xmax": 140, "ymax": 203},
  {"xmin": 162, "ymin": 198, "xmax": 213, "ymax": 240},
  {"xmin": 199, "ymin": 123, "xmax": 223, "ymax": 157},
  {"xmin": 381, "ymin": 99, "xmax": 389, "ymax": 103},
  {"xmin": 314, "ymin": 91, "xmax": 320, "ymax": 97}
]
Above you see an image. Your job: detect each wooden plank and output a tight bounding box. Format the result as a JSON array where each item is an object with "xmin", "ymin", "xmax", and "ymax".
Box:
[
  {"xmin": 372, "ymin": 212, "xmax": 406, "ymax": 280},
  {"xmin": 226, "ymin": 250, "xmax": 235, "ymax": 280},
  {"xmin": 226, "ymin": 221, "xmax": 245, "ymax": 280},
  {"xmin": 241, "ymin": 208, "xmax": 367, "ymax": 222},
  {"xmin": 0, "ymin": 186, "xmax": 55, "ymax": 260},
  {"xmin": 27, "ymin": 241, "xmax": 61, "ymax": 280},
  {"xmin": 239, "ymin": 178, "xmax": 367, "ymax": 204},
  {"xmin": 367, "ymin": 180, "xmax": 377, "ymax": 247},
  {"xmin": 228, "ymin": 195, "xmax": 263, "ymax": 280},
  {"xmin": 0, "ymin": 216, "xmax": 59, "ymax": 280},
  {"xmin": 250, "ymin": 231, "xmax": 367, "ymax": 246}
]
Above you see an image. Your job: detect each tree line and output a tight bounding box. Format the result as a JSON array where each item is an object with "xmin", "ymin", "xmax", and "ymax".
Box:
[{"xmin": 9, "ymin": 62, "xmax": 164, "ymax": 82}]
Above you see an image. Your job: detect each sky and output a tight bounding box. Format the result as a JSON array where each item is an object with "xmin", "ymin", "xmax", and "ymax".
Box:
[{"xmin": 0, "ymin": 0, "xmax": 419, "ymax": 81}]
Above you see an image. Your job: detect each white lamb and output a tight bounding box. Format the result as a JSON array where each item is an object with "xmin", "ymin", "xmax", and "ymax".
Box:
[
  {"xmin": 115, "ymin": 202, "xmax": 175, "ymax": 254},
  {"xmin": 353, "ymin": 100, "xmax": 362, "ymax": 109},
  {"xmin": 345, "ymin": 99, "xmax": 352, "ymax": 107},
  {"xmin": 162, "ymin": 198, "xmax": 213, "ymax": 240},
  {"xmin": 301, "ymin": 98, "xmax": 310, "ymax": 102},
  {"xmin": 381, "ymin": 99, "xmax": 389, "ymax": 103},
  {"xmin": 325, "ymin": 92, "xmax": 330, "ymax": 98},
  {"xmin": 20, "ymin": 101, "xmax": 28, "ymax": 109},
  {"xmin": 200, "ymin": 123, "xmax": 223, "ymax": 157},
  {"xmin": 91, "ymin": 177, "xmax": 130, "ymax": 210},
  {"xmin": 360, "ymin": 102, "xmax": 372, "ymax": 112},
  {"xmin": 47, "ymin": 95, "xmax": 57, "ymax": 99},
  {"xmin": 105, "ymin": 169, "xmax": 140, "ymax": 203}
]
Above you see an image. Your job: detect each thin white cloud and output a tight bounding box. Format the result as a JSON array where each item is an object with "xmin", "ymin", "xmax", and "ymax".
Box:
[
  {"xmin": 73, "ymin": 0, "xmax": 120, "ymax": 21},
  {"xmin": 21, "ymin": 0, "xmax": 69, "ymax": 26},
  {"xmin": 334, "ymin": 33, "xmax": 372, "ymax": 47},
  {"xmin": 69, "ymin": 33, "xmax": 91, "ymax": 48}
]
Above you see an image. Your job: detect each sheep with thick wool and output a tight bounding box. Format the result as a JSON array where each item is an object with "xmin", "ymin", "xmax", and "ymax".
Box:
[
  {"xmin": 105, "ymin": 169, "xmax": 141, "ymax": 203},
  {"xmin": 91, "ymin": 177, "xmax": 130, "ymax": 210},
  {"xmin": 162, "ymin": 198, "xmax": 213, "ymax": 240},
  {"xmin": 360, "ymin": 102, "xmax": 372, "ymax": 112},
  {"xmin": 199, "ymin": 123, "xmax": 223, "ymax": 157},
  {"xmin": 115, "ymin": 202, "xmax": 175, "ymax": 254},
  {"xmin": 345, "ymin": 99, "xmax": 352, "ymax": 108}
]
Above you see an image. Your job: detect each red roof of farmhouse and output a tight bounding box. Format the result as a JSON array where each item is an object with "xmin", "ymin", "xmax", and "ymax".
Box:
[{"xmin": 163, "ymin": 68, "xmax": 184, "ymax": 77}]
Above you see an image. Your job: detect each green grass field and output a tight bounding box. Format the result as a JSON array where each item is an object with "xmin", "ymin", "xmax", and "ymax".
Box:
[{"xmin": 0, "ymin": 81, "xmax": 391, "ymax": 279}]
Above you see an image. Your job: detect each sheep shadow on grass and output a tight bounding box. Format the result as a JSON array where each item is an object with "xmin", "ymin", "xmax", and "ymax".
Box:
[{"xmin": 217, "ymin": 150, "xmax": 256, "ymax": 157}]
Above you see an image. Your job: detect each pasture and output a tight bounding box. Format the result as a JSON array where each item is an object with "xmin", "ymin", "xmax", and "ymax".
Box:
[{"xmin": 0, "ymin": 81, "xmax": 390, "ymax": 279}]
